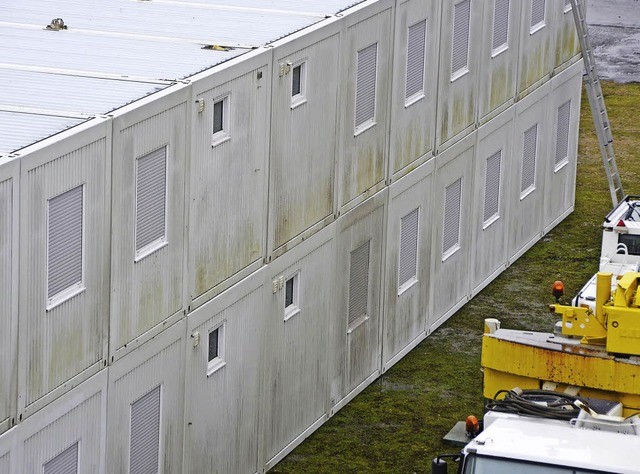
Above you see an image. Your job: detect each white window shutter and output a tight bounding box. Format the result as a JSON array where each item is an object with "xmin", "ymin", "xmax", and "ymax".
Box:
[
  {"xmin": 47, "ymin": 185, "xmax": 83, "ymax": 300},
  {"xmin": 348, "ymin": 241, "xmax": 370, "ymax": 326},
  {"xmin": 492, "ymin": 0, "xmax": 509, "ymax": 51},
  {"xmin": 484, "ymin": 150, "xmax": 502, "ymax": 223},
  {"xmin": 43, "ymin": 442, "xmax": 78, "ymax": 474},
  {"xmin": 406, "ymin": 20, "xmax": 427, "ymax": 101},
  {"xmin": 521, "ymin": 124, "xmax": 538, "ymax": 193},
  {"xmin": 452, "ymin": 0, "xmax": 471, "ymax": 76},
  {"xmin": 443, "ymin": 178, "xmax": 462, "ymax": 256},
  {"xmin": 555, "ymin": 101, "xmax": 571, "ymax": 166},
  {"xmin": 135, "ymin": 147, "xmax": 167, "ymax": 254},
  {"xmin": 531, "ymin": 0, "xmax": 545, "ymax": 27},
  {"xmin": 355, "ymin": 43, "xmax": 378, "ymax": 129},
  {"xmin": 399, "ymin": 208, "xmax": 419, "ymax": 289},
  {"xmin": 130, "ymin": 385, "xmax": 161, "ymax": 474}
]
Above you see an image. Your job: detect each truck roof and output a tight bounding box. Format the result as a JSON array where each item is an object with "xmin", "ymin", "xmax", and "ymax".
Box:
[{"xmin": 466, "ymin": 413, "xmax": 639, "ymax": 473}]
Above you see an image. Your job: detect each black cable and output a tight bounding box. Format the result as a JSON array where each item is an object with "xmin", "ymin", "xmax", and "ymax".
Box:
[{"xmin": 485, "ymin": 389, "xmax": 586, "ymax": 421}]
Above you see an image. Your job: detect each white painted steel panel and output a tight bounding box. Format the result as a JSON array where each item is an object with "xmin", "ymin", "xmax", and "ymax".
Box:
[
  {"xmin": 0, "ymin": 452, "xmax": 8, "ymax": 474},
  {"xmin": 0, "ymin": 168, "xmax": 17, "ymax": 436},
  {"xmin": 0, "ymin": 69, "xmax": 166, "ymax": 116},
  {"xmin": 471, "ymin": 108, "xmax": 514, "ymax": 296},
  {"xmin": 21, "ymin": 372, "xmax": 106, "ymax": 474},
  {"xmin": 383, "ymin": 161, "xmax": 434, "ymax": 368},
  {"xmin": 106, "ymin": 321, "xmax": 184, "ymax": 474},
  {"xmin": 508, "ymin": 83, "xmax": 550, "ymax": 261},
  {"xmin": 544, "ymin": 62, "xmax": 581, "ymax": 232},
  {"xmin": 110, "ymin": 92, "xmax": 187, "ymax": 354},
  {"xmin": 270, "ymin": 30, "xmax": 340, "ymax": 250},
  {"xmin": 518, "ymin": 0, "xmax": 555, "ymax": 96},
  {"xmin": 0, "ymin": 112, "xmax": 85, "ymax": 155},
  {"xmin": 554, "ymin": 1, "xmax": 581, "ymax": 69},
  {"xmin": 478, "ymin": 0, "xmax": 520, "ymax": 122},
  {"xmin": 184, "ymin": 271, "xmax": 264, "ymax": 474},
  {"xmin": 189, "ymin": 58, "xmax": 269, "ymax": 304},
  {"xmin": 389, "ymin": 0, "xmax": 440, "ymax": 178},
  {"xmin": 339, "ymin": 5, "xmax": 392, "ymax": 207},
  {"xmin": 430, "ymin": 134, "xmax": 474, "ymax": 329},
  {"xmin": 19, "ymin": 121, "xmax": 110, "ymax": 411},
  {"xmin": 265, "ymin": 231, "xmax": 335, "ymax": 462},
  {"xmin": 436, "ymin": 0, "xmax": 483, "ymax": 149}
]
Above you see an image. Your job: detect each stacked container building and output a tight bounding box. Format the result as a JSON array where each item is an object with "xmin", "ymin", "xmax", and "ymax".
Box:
[{"xmin": 0, "ymin": 0, "xmax": 582, "ymax": 472}]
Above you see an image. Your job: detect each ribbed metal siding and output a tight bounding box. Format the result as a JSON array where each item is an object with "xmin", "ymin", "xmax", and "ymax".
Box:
[
  {"xmin": 348, "ymin": 240, "xmax": 370, "ymax": 326},
  {"xmin": 492, "ymin": 0, "xmax": 509, "ymax": 51},
  {"xmin": 555, "ymin": 101, "xmax": 571, "ymax": 166},
  {"xmin": 521, "ymin": 124, "xmax": 538, "ymax": 193},
  {"xmin": 135, "ymin": 147, "xmax": 167, "ymax": 254},
  {"xmin": 483, "ymin": 150, "xmax": 501, "ymax": 223},
  {"xmin": 398, "ymin": 208, "xmax": 419, "ymax": 289},
  {"xmin": 531, "ymin": 0, "xmax": 545, "ymax": 28},
  {"xmin": 451, "ymin": 0, "xmax": 470, "ymax": 76},
  {"xmin": 443, "ymin": 178, "xmax": 462, "ymax": 256},
  {"xmin": 405, "ymin": 20, "xmax": 426, "ymax": 101},
  {"xmin": 129, "ymin": 385, "xmax": 161, "ymax": 474},
  {"xmin": 47, "ymin": 185, "xmax": 83, "ymax": 300},
  {"xmin": 355, "ymin": 43, "xmax": 378, "ymax": 128},
  {"xmin": 0, "ymin": 452, "xmax": 9, "ymax": 474},
  {"xmin": 43, "ymin": 442, "xmax": 78, "ymax": 474}
]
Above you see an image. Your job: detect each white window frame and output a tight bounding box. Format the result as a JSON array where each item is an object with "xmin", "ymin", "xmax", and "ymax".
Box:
[
  {"xmin": 211, "ymin": 94, "xmax": 231, "ymax": 146},
  {"xmin": 354, "ymin": 43, "xmax": 378, "ymax": 136},
  {"xmin": 564, "ymin": 0, "xmax": 572, "ymax": 14},
  {"xmin": 398, "ymin": 208, "xmax": 420, "ymax": 295},
  {"xmin": 284, "ymin": 272, "xmax": 300, "ymax": 322},
  {"xmin": 451, "ymin": 0, "xmax": 471, "ymax": 81},
  {"xmin": 405, "ymin": 19, "xmax": 427, "ymax": 107},
  {"xmin": 134, "ymin": 146, "xmax": 169, "ymax": 262},
  {"xmin": 530, "ymin": 0, "xmax": 546, "ymax": 34},
  {"xmin": 46, "ymin": 184, "xmax": 86, "ymax": 311},
  {"xmin": 206, "ymin": 322, "xmax": 226, "ymax": 376},
  {"xmin": 291, "ymin": 60, "xmax": 307, "ymax": 109},
  {"xmin": 491, "ymin": 0, "xmax": 510, "ymax": 57}
]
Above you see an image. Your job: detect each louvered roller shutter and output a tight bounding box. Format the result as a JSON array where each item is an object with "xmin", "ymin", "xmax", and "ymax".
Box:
[
  {"xmin": 135, "ymin": 147, "xmax": 167, "ymax": 255},
  {"xmin": 492, "ymin": 0, "xmax": 509, "ymax": 51},
  {"xmin": 406, "ymin": 20, "xmax": 427, "ymax": 101},
  {"xmin": 348, "ymin": 241, "xmax": 370, "ymax": 327},
  {"xmin": 531, "ymin": 0, "xmax": 545, "ymax": 28},
  {"xmin": 130, "ymin": 385, "xmax": 161, "ymax": 474},
  {"xmin": 355, "ymin": 43, "xmax": 378, "ymax": 129},
  {"xmin": 483, "ymin": 151, "xmax": 502, "ymax": 224},
  {"xmin": 555, "ymin": 101, "xmax": 571, "ymax": 166},
  {"xmin": 43, "ymin": 442, "xmax": 78, "ymax": 474},
  {"xmin": 399, "ymin": 208, "xmax": 419, "ymax": 290},
  {"xmin": 443, "ymin": 178, "xmax": 462, "ymax": 256},
  {"xmin": 521, "ymin": 124, "xmax": 538, "ymax": 193},
  {"xmin": 47, "ymin": 185, "xmax": 83, "ymax": 300},
  {"xmin": 452, "ymin": 0, "xmax": 471, "ymax": 76}
]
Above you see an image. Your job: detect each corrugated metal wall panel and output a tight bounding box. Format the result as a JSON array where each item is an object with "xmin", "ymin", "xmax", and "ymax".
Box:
[
  {"xmin": 22, "ymin": 390, "xmax": 103, "ymax": 473},
  {"xmin": 0, "ymin": 452, "xmax": 9, "ymax": 474},
  {"xmin": 518, "ymin": 0, "xmax": 554, "ymax": 94},
  {"xmin": 554, "ymin": 2, "xmax": 581, "ymax": 69},
  {"xmin": 190, "ymin": 64, "xmax": 268, "ymax": 301},
  {"xmin": 340, "ymin": 8, "xmax": 392, "ymax": 207},
  {"xmin": 0, "ymin": 178, "xmax": 13, "ymax": 430},
  {"xmin": 389, "ymin": 0, "xmax": 440, "ymax": 178},
  {"xmin": 184, "ymin": 282, "xmax": 263, "ymax": 474},
  {"xmin": 107, "ymin": 326, "xmax": 184, "ymax": 474},
  {"xmin": 270, "ymin": 33, "xmax": 339, "ymax": 249},
  {"xmin": 111, "ymin": 101, "xmax": 186, "ymax": 353},
  {"xmin": 21, "ymin": 134, "xmax": 108, "ymax": 408}
]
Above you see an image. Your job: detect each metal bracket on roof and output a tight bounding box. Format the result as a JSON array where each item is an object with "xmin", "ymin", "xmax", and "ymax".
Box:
[{"xmin": 45, "ymin": 18, "xmax": 67, "ymax": 31}]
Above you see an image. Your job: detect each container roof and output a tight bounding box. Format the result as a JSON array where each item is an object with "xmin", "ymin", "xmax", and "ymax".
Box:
[{"xmin": 0, "ymin": 0, "xmax": 364, "ymax": 155}]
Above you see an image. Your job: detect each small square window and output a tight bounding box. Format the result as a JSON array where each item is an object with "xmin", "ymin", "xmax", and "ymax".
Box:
[
  {"xmin": 291, "ymin": 62, "xmax": 307, "ymax": 108},
  {"xmin": 207, "ymin": 323, "xmax": 225, "ymax": 375},
  {"xmin": 284, "ymin": 273, "xmax": 300, "ymax": 321},
  {"xmin": 212, "ymin": 95, "xmax": 230, "ymax": 146}
]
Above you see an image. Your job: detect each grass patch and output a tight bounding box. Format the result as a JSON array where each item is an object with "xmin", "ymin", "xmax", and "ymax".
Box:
[{"xmin": 271, "ymin": 81, "xmax": 640, "ymax": 474}]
